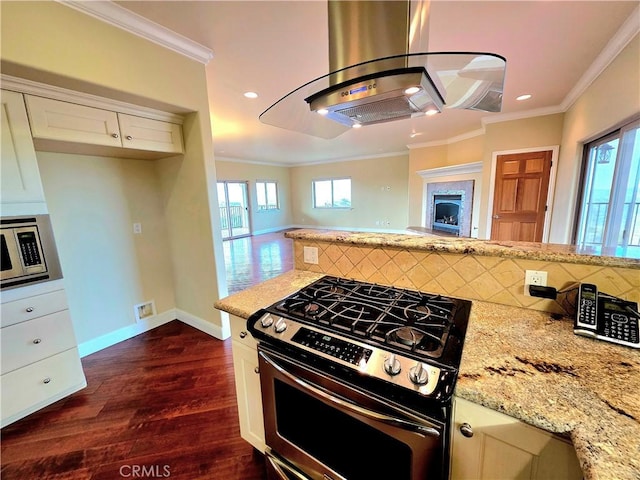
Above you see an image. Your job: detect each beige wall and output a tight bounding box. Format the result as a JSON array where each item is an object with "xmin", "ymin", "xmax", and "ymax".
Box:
[
  {"xmin": 215, "ymin": 160, "xmax": 293, "ymax": 234},
  {"xmin": 408, "ymin": 135, "xmax": 485, "ymax": 228},
  {"xmin": 290, "ymin": 154, "xmax": 410, "ymax": 231},
  {"xmin": 37, "ymin": 153, "xmax": 176, "ymax": 343},
  {"xmin": 1, "ymin": 2, "xmax": 227, "ymax": 342},
  {"xmin": 554, "ymin": 33, "xmax": 640, "ymax": 244}
]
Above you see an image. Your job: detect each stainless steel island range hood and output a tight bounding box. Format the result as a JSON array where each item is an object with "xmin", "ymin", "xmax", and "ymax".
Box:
[{"xmin": 259, "ymin": 0, "xmax": 506, "ymax": 139}]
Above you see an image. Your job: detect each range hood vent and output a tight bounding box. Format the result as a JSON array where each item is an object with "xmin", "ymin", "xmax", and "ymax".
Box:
[
  {"xmin": 259, "ymin": 0, "xmax": 506, "ymax": 139},
  {"xmin": 305, "ymin": 68, "xmax": 444, "ymax": 127}
]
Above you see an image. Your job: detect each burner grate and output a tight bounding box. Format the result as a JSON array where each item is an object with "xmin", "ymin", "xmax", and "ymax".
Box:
[{"xmin": 270, "ymin": 276, "xmax": 462, "ymax": 360}]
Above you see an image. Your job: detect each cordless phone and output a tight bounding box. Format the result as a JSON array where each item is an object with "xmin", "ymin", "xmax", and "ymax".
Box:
[{"xmin": 574, "ymin": 283, "xmax": 639, "ymax": 349}]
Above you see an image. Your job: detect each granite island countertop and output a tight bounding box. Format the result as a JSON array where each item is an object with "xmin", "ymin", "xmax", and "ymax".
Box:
[
  {"xmin": 285, "ymin": 228, "xmax": 640, "ymax": 269},
  {"xmin": 215, "ymin": 270, "xmax": 640, "ymax": 480}
]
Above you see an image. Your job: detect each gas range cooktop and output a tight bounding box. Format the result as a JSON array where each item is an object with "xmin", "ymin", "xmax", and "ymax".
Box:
[{"xmin": 248, "ymin": 276, "xmax": 472, "ymax": 402}]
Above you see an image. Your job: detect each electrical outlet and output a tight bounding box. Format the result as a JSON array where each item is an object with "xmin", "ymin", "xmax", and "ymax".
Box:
[
  {"xmin": 303, "ymin": 246, "xmax": 319, "ymax": 264},
  {"xmin": 524, "ymin": 270, "xmax": 548, "ymax": 296},
  {"xmin": 133, "ymin": 222, "xmax": 142, "ymax": 234}
]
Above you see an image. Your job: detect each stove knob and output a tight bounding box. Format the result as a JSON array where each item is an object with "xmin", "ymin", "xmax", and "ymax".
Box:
[
  {"xmin": 274, "ymin": 318, "xmax": 287, "ymax": 333},
  {"xmin": 261, "ymin": 314, "xmax": 274, "ymax": 328},
  {"xmin": 383, "ymin": 354, "xmax": 402, "ymax": 376},
  {"xmin": 409, "ymin": 362, "xmax": 429, "ymax": 386}
]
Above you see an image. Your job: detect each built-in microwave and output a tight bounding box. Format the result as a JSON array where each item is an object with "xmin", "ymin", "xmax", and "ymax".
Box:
[{"xmin": 1, "ymin": 215, "xmax": 63, "ymax": 290}]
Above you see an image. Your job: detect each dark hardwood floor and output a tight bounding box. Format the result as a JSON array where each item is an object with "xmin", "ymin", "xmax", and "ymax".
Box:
[
  {"xmin": 1, "ymin": 321, "xmax": 268, "ymax": 480},
  {"xmin": 224, "ymin": 230, "xmax": 294, "ymax": 294}
]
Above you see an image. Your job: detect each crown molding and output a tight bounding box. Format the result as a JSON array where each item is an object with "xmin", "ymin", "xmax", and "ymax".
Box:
[
  {"xmin": 58, "ymin": 0, "xmax": 213, "ymax": 65},
  {"xmin": 408, "ymin": 128, "xmax": 486, "ymax": 149}
]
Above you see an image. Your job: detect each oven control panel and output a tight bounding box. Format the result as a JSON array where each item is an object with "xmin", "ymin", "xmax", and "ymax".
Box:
[
  {"xmin": 291, "ymin": 327, "xmax": 373, "ymax": 366},
  {"xmin": 251, "ymin": 312, "xmax": 443, "ymax": 397}
]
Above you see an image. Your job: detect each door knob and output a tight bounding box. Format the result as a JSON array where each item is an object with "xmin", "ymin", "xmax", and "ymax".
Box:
[{"xmin": 492, "ymin": 214, "xmax": 500, "ymax": 219}]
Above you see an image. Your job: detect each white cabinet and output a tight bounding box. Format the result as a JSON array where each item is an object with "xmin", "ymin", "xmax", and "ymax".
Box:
[
  {"xmin": 450, "ymin": 397, "xmax": 583, "ymax": 480},
  {"xmin": 229, "ymin": 314, "xmax": 266, "ymax": 452},
  {"xmin": 0, "ymin": 281, "xmax": 87, "ymax": 428},
  {"xmin": 25, "ymin": 95, "xmax": 184, "ymax": 155},
  {"xmin": 0, "ymin": 90, "xmax": 47, "ymax": 215}
]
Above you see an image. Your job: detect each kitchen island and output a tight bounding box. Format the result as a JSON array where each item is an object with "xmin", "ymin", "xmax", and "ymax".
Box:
[{"xmin": 215, "ymin": 269, "xmax": 640, "ymax": 480}]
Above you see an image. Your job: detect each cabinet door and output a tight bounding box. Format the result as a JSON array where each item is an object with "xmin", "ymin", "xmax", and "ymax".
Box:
[
  {"xmin": 26, "ymin": 95, "xmax": 121, "ymax": 147},
  {"xmin": 0, "ymin": 90, "xmax": 46, "ymax": 207},
  {"xmin": 118, "ymin": 114, "xmax": 183, "ymax": 154},
  {"xmin": 231, "ymin": 340, "xmax": 266, "ymax": 452},
  {"xmin": 450, "ymin": 397, "xmax": 582, "ymax": 480}
]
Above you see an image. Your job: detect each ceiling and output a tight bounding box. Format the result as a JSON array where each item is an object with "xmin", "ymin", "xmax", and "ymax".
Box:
[{"xmin": 112, "ymin": 1, "xmax": 638, "ymax": 166}]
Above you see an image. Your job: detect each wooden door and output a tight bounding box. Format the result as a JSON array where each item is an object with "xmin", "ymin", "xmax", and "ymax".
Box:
[{"xmin": 491, "ymin": 151, "xmax": 552, "ymax": 242}]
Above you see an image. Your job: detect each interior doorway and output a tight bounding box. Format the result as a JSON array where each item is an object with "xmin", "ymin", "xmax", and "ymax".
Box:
[
  {"xmin": 217, "ymin": 181, "xmax": 250, "ymax": 239},
  {"xmin": 489, "ymin": 150, "xmax": 555, "ymax": 242}
]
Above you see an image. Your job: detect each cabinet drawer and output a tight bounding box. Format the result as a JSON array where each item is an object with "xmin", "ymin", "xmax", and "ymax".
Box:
[
  {"xmin": 230, "ymin": 314, "xmax": 257, "ymax": 349},
  {"xmin": 1, "ymin": 310, "xmax": 77, "ymax": 374},
  {"xmin": 26, "ymin": 95, "xmax": 121, "ymax": 147},
  {"xmin": 0, "ymin": 348, "xmax": 86, "ymax": 425},
  {"xmin": 1, "ymin": 289, "xmax": 68, "ymax": 328},
  {"xmin": 119, "ymin": 114, "xmax": 183, "ymax": 154}
]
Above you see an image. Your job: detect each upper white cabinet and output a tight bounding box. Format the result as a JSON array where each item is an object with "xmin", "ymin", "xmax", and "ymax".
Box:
[
  {"xmin": 26, "ymin": 95, "xmax": 122, "ymax": 147},
  {"xmin": 25, "ymin": 95, "xmax": 184, "ymax": 156},
  {"xmin": 0, "ymin": 90, "xmax": 47, "ymax": 214},
  {"xmin": 450, "ymin": 397, "xmax": 583, "ymax": 480}
]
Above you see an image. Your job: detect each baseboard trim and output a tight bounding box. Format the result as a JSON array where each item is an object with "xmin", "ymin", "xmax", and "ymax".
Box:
[
  {"xmin": 176, "ymin": 308, "xmax": 229, "ymax": 339},
  {"xmin": 78, "ymin": 309, "xmax": 177, "ymax": 357},
  {"xmin": 78, "ymin": 308, "xmax": 227, "ymax": 357}
]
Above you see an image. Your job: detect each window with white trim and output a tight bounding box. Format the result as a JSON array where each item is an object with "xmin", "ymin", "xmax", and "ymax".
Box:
[
  {"xmin": 313, "ymin": 178, "xmax": 352, "ymax": 208},
  {"xmin": 256, "ymin": 181, "xmax": 279, "ymax": 210},
  {"xmin": 574, "ymin": 117, "xmax": 640, "ymax": 258}
]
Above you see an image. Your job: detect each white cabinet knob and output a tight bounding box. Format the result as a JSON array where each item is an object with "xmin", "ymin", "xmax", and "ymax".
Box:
[
  {"xmin": 33, "ymin": 338, "xmax": 42, "ymax": 344},
  {"xmin": 43, "ymin": 377, "xmax": 51, "ymax": 384}
]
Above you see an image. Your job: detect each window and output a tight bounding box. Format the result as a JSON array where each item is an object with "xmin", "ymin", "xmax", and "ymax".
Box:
[
  {"xmin": 575, "ymin": 118, "xmax": 640, "ymax": 258},
  {"xmin": 256, "ymin": 181, "xmax": 279, "ymax": 210},
  {"xmin": 313, "ymin": 178, "xmax": 352, "ymax": 208}
]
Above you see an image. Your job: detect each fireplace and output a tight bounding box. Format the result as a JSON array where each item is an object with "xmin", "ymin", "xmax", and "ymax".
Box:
[
  {"xmin": 432, "ymin": 195, "xmax": 462, "ymax": 234},
  {"xmin": 424, "ymin": 181, "xmax": 474, "ymax": 237}
]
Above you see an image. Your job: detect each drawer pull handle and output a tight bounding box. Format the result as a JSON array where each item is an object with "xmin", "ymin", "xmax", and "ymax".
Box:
[
  {"xmin": 33, "ymin": 338, "xmax": 42, "ymax": 344},
  {"xmin": 26, "ymin": 307, "xmax": 34, "ymax": 313},
  {"xmin": 112, "ymin": 133, "xmax": 119, "ymax": 139},
  {"xmin": 43, "ymin": 377, "xmax": 51, "ymax": 384},
  {"xmin": 126, "ymin": 135, "xmax": 133, "ymax": 141},
  {"xmin": 239, "ymin": 331, "xmax": 248, "ymax": 339},
  {"xmin": 460, "ymin": 423, "xmax": 474, "ymax": 438},
  {"xmin": 254, "ymin": 367, "xmax": 259, "ymax": 374}
]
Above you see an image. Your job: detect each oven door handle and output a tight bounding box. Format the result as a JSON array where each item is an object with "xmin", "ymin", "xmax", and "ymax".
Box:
[
  {"xmin": 259, "ymin": 350, "xmax": 440, "ymax": 438},
  {"xmin": 265, "ymin": 449, "xmax": 310, "ymax": 480}
]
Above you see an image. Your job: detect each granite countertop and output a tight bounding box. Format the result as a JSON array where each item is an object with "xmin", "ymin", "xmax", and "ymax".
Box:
[
  {"xmin": 215, "ymin": 270, "xmax": 640, "ymax": 480},
  {"xmin": 284, "ymin": 229, "xmax": 640, "ymax": 269}
]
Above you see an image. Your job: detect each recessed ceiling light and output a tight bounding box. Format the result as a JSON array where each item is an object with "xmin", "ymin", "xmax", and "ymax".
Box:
[
  {"xmin": 317, "ymin": 108, "xmax": 329, "ymax": 115},
  {"xmin": 425, "ymin": 109, "xmax": 439, "ymax": 116},
  {"xmin": 352, "ymin": 123, "xmax": 362, "ymax": 129},
  {"xmin": 410, "ymin": 132, "xmax": 422, "ymax": 138},
  {"xmin": 516, "ymin": 94, "xmax": 532, "ymax": 101},
  {"xmin": 244, "ymin": 91, "xmax": 258, "ymax": 99}
]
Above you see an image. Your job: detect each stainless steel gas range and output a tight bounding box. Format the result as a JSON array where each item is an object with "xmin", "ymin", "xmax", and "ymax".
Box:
[{"xmin": 247, "ymin": 275, "xmax": 472, "ymax": 480}]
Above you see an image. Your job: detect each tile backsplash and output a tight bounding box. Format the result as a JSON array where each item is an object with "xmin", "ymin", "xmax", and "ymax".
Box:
[{"xmin": 293, "ymin": 240, "xmax": 639, "ymax": 315}]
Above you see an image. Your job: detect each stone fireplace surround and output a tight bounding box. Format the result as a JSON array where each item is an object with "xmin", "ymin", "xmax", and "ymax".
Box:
[{"xmin": 426, "ymin": 181, "xmax": 474, "ymax": 237}]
